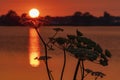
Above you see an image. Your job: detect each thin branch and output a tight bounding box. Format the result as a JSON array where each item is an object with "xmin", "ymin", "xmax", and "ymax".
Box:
[
  {"xmin": 35, "ymin": 27, "xmax": 52, "ymax": 80},
  {"xmin": 60, "ymin": 49, "xmax": 66, "ymax": 80},
  {"xmin": 73, "ymin": 59, "xmax": 80, "ymax": 80},
  {"xmin": 81, "ymin": 60, "xmax": 85, "ymax": 80}
]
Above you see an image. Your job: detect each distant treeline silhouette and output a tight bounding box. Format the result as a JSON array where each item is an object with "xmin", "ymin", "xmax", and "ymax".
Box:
[{"xmin": 0, "ymin": 10, "xmax": 120, "ymax": 26}]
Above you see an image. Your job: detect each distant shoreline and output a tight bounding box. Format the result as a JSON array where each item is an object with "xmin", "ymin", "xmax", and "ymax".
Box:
[
  {"xmin": 0, "ymin": 10, "xmax": 120, "ymax": 26},
  {"xmin": 0, "ymin": 25, "xmax": 120, "ymax": 27}
]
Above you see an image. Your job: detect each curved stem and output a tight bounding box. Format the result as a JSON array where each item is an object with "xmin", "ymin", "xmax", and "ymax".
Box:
[
  {"xmin": 81, "ymin": 60, "xmax": 85, "ymax": 80},
  {"xmin": 60, "ymin": 49, "xmax": 66, "ymax": 80},
  {"xmin": 84, "ymin": 73, "xmax": 89, "ymax": 78},
  {"xmin": 47, "ymin": 31, "xmax": 58, "ymax": 45},
  {"xmin": 73, "ymin": 59, "xmax": 80, "ymax": 80},
  {"xmin": 79, "ymin": 61, "xmax": 83, "ymax": 79},
  {"xmin": 95, "ymin": 76, "xmax": 98, "ymax": 80},
  {"xmin": 35, "ymin": 28, "xmax": 51, "ymax": 80}
]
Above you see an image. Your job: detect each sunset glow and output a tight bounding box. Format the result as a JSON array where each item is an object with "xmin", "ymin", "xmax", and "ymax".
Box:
[
  {"xmin": 29, "ymin": 28, "xmax": 40, "ymax": 67},
  {"xmin": 0, "ymin": 1, "xmax": 120, "ymax": 16},
  {"xmin": 29, "ymin": 8, "xmax": 40, "ymax": 18}
]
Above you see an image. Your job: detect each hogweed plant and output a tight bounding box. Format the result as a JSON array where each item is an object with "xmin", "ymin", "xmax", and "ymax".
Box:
[
  {"xmin": 20, "ymin": 15, "xmax": 111, "ymax": 80},
  {"xmin": 49, "ymin": 28, "xmax": 111, "ymax": 80},
  {"xmin": 85, "ymin": 69, "xmax": 106, "ymax": 80},
  {"xmin": 49, "ymin": 28, "xmax": 68, "ymax": 80},
  {"xmin": 20, "ymin": 15, "xmax": 53, "ymax": 80}
]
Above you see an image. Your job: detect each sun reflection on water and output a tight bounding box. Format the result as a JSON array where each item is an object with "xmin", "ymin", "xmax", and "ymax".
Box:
[{"xmin": 29, "ymin": 28, "xmax": 40, "ymax": 67}]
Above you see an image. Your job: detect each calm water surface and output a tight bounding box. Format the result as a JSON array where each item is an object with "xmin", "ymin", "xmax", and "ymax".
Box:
[{"xmin": 0, "ymin": 26, "xmax": 120, "ymax": 80}]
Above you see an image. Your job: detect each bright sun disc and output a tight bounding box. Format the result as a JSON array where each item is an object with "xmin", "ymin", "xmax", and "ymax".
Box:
[{"xmin": 29, "ymin": 8, "xmax": 40, "ymax": 18}]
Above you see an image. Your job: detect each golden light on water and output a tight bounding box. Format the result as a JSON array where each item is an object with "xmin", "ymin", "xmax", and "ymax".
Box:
[
  {"xmin": 29, "ymin": 28, "xmax": 40, "ymax": 67},
  {"xmin": 29, "ymin": 52, "xmax": 40, "ymax": 67}
]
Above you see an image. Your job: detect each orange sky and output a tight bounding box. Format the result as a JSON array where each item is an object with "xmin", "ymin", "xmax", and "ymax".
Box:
[{"xmin": 0, "ymin": 0, "xmax": 120, "ymax": 17}]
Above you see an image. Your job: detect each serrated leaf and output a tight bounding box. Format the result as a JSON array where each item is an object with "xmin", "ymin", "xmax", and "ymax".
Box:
[
  {"xmin": 99, "ymin": 59, "xmax": 108, "ymax": 66},
  {"xmin": 87, "ymin": 52, "xmax": 98, "ymax": 61},
  {"xmin": 76, "ymin": 29, "xmax": 83, "ymax": 36},
  {"xmin": 100, "ymin": 54, "xmax": 108, "ymax": 61},
  {"xmin": 34, "ymin": 56, "xmax": 52, "ymax": 60},
  {"xmin": 94, "ymin": 44, "xmax": 103, "ymax": 53},
  {"xmin": 67, "ymin": 35, "xmax": 76, "ymax": 40},
  {"xmin": 85, "ymin": 68, "xmax": 93, "ymax": 73},
  {"xmin": 105, "ymin": 49, "xmax": 112, "ymax": 58},
  {"xmin": 55, "ymin": 37, "xmax": 67, "ymax": 45}
]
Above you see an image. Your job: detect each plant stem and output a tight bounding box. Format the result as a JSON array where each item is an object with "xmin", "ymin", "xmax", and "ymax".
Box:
[
  {"xmin": 35, "ymin": 28, "xmax": 51, "ymax": 80},
  {"xmin": 60, "ymin": 49, "xmax": 66, "ymax": 80},
  {"xmin": 81, "ymin": 60, "xmax": 85, "ymax": 80},
  {"xmin": 73, "ymin": 59, "xmax": 80, "ymax": 80},
  {"xmin": 80, "ymin": 61, "xmax": 83, "ymax": 79}
]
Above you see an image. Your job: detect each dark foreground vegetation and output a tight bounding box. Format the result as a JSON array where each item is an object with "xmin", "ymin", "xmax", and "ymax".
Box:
[
  {"xmin": 0, "ymin": 10, "xmax": 120, "ymax": 26},
  {"xmin": 19, "ymin": 16, "xmax": 112, "ymax": 80}
]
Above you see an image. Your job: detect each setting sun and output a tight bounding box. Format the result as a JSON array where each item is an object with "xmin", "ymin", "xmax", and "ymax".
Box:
[{"xmin": 29, "ymin": 8, "xmax": 40, "ymax": 18}]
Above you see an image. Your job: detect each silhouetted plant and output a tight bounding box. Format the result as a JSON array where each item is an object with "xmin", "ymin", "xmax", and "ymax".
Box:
[
  {"xmin": 48, "ymin": 28, "xmax": 68, "ymax": 80},
  {"xmin": 49, "ymin": 29, "xmax": 111, "ymax": 80},
  {"xmin": 20, "ymin": 16, "xmax": 53, "ymax": 80},
  {"xmin": 85, "ymin": 68, "xmax": 106, "ymax": 80},
  {"xmin": 20, "ymin": 14, "xmax": 112, "ymax": 80},
  {"xmin": 66, "ymin": 30, "xmax": 111, "ymax": 80},
  {"xmin": 84, "ymin": 68, "xmax": 93, "ymax": 77},
  {"xmin": 92, "ymin": 71, "xmax": 106, "ymax": 80},
  {"xmin": 34, "ymin": 56, "xmax": 54, "ymax": 80},
  {"xmin": 32, "ymin": 25, "xmax": 52, "ymax": 80},
  {"xmin": 34, "ymin": 27, "xmax": 64, "ymax": 80}
]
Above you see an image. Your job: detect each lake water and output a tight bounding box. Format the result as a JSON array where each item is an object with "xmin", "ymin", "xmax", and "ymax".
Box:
[{"xmin": 0, "ymin": 26, "xmax": 120, "ymax": 80}]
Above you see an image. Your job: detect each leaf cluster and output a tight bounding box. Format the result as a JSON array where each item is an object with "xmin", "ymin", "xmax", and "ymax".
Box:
[
  {"xmin": 85, "ymin": 68, "xmax": 106, "ymax": 78},
  {"xmin": 69, "ymin": 30, "xmax": 111, "ymax": 66},
  {"xmin": 49, "ymin": 28, "xmax": 112, "ymax": 66}
]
